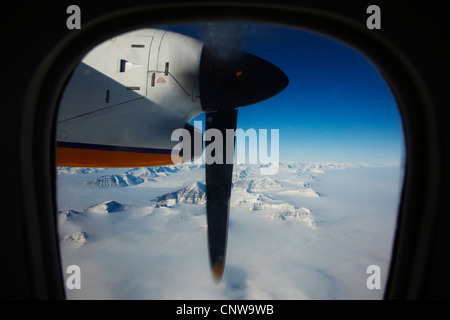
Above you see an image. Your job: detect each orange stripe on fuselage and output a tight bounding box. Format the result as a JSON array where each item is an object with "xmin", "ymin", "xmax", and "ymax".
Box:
[{"xmin": 56, "ymin": 147, "xmax": 180, "ymax": 167}]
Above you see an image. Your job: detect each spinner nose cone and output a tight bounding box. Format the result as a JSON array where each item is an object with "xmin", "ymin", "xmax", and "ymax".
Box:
[
  {"xmin": 237, "ymin": 51, "xmax": 289, "ymax": 107},
  {"xmin": 200, "ymin": 45, "xmax": 289, "ymax": 110}
]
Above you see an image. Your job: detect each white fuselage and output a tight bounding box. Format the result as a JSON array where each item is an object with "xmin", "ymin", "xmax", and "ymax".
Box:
[{"xmin": 57, "ymin": 29, "xmax": 204, "ymax": 152}]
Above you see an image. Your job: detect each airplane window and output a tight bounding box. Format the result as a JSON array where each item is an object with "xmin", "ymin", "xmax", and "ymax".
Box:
[{"xmin": 55, "ymin": 22, "xmax": 405, "ymax": 299}]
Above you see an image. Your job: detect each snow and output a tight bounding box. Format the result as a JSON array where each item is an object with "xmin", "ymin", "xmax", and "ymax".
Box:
[
  {"xmin": 233, "ymin": 177, "xmax": 283, "ymax": 192},
  {"xmin": 57, "ymin": 167, "xmax": 100, "ymax": 175},
  {"xmin": 85, "ymin": 166, "xmax": 181, "ymax": 187},
  {"xmin": 87, "ymin": 173, "xmax": 144, "ymax": 187},
  {"xmin": 153, "ymin": 182, "xmax": 207, "ymax": 206},
  {"xmin": 64, "ymin": 231, "xmax": 87, "ymax": 246},
  {"xmin": 56, "ymin": 162, "xmax": 403, "ymax": 299},
  {"xmin": 86, "ymin": 200, "xmax": 125, "ymax": 214},
  {"xmin": 279, "ymin": 188, "xmax": 320, "ymax": 197}
]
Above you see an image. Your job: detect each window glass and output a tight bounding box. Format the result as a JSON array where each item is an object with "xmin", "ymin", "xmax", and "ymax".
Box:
[{"xmin": 56, "ymin": 22, "xmax": 405, "ymax": 299}]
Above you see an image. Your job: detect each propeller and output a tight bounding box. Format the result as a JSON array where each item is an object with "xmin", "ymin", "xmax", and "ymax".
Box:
[{"xmin": 199, "ymin": 45, "xmax": 289, "ymax": 281}]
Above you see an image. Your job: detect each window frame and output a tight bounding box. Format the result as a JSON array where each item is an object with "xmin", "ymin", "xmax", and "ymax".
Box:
[{"xmin": 21, "ymin": 3, "xmax": 440, "ymax": 299}]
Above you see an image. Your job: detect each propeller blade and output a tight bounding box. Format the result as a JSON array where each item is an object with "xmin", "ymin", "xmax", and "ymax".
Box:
[
  {"xmin": 205, "ymin": 108, "xmax": 237, "ymax": 282},
  {"xmin": 199, "ymin": 44, "xmax": 288, "ymax": 282}
]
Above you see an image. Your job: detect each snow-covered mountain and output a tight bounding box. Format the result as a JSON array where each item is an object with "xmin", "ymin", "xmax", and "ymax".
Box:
[
  {"xmin": 233, "ymin": 177, "xmax": 282, "ymax": 192},
  {"xmin": 279, "ymin": 188, "xmax": 320, "ymax": 198},
  {"xmin": 232, "ymin": 166, "xmax": 257, "ymax": 182},
  {"xmin": 57, "ymin": 167, "xmax": 99, "ymax": 175},
  {"xmin": 153, "ymin": 182, "xmax": 206, "ymax": 207},
  {"xmin": 126, "ymin": 166, "xmax": 180, "ymax": 179},
  {"xmin": 86, "ymin": 200, "xmax": 125, "ymax": 214},
  {"xmin": 59, "ymin": 200, "xmax": 125, "ymax": 217},
  {"xmin": 234, "ymin": 193, "xmax": 317, "ymax": 228},
  {"xmin": 61, "ymin": 209, "xmax": 82, "ymax": 218},
  {"xmin": 85, "ymin": 166, "xmax": 180, "ymax": 187},
  {"xmin": 86, "ymin": 173, "xmax": 144, "ymax": 187},
  {"xmin": 59, "ymin": 201, "xmax": 125, "ymax": 246},
  {"xmin": 289, "ymin": 162, "xmax": 367, "ymax": 174},
  {"xmin": 64, "ymin": 231, "xmax": 87, "ymax": 246}
]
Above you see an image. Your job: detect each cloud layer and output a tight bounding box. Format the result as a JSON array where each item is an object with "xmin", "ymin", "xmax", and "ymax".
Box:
[{"xmin": 56, "ymin": 162, "xmax": 403, "ymax": 299}]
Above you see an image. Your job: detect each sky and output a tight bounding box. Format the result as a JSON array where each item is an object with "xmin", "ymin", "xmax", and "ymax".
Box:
[{"xmin": 157, "ymin": 23, "xmax": 405, "ymax": 165}]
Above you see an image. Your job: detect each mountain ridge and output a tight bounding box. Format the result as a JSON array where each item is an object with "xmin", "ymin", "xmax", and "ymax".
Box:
[{"xmin": 153, "ymin": 181, "xmax": 206, "ymax": 207}]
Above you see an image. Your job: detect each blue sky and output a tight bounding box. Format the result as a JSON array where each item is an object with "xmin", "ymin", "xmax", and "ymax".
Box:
[{"xmin": 158, "ymin": 23, "xmax": 405, "ymax": 165}]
